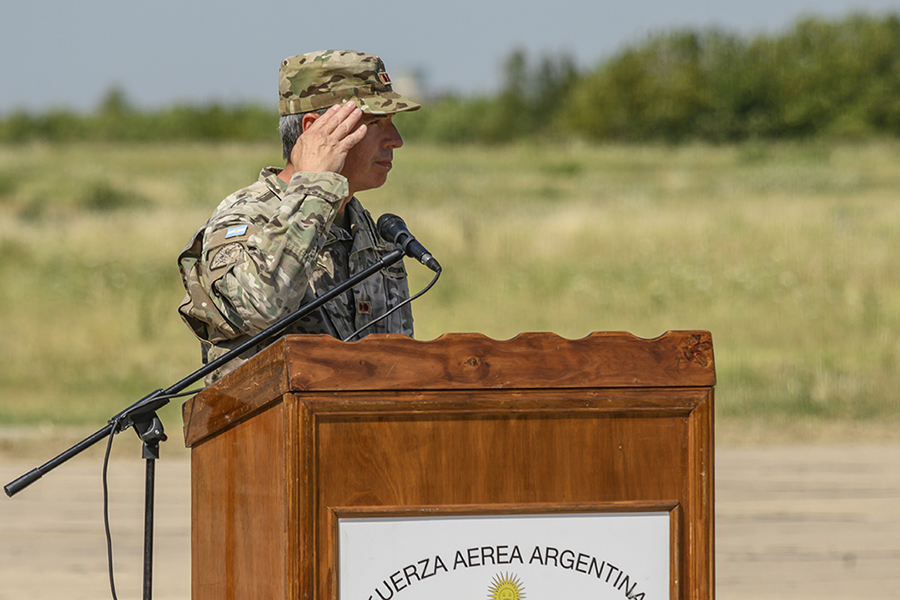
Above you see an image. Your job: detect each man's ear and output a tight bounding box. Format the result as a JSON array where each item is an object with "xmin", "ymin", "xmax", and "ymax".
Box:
[{"xmin": 301, "ymin": 112, "xmax": 320, "ymax": 133}]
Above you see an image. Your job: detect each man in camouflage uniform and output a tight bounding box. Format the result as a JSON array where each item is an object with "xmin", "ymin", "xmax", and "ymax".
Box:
[{"xmin": 177, "ymin": 50, "xmax": 421, "ymax": 384}]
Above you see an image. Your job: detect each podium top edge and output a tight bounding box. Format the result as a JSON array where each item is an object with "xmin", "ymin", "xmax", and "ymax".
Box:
[
  {"xmin": 327, "ymin": 330, "xmax": 709, "ymax": 346},
  {"xmin": 196, "ymin": 331, "xmax": 716, "ymax": 396},
  {"xmin": 277, "ymin": 330, "xmax": 715, "ymax": 391},
  {"xmin": 183, "ymin": 331, "xmax": 714, "ymax": 447}
]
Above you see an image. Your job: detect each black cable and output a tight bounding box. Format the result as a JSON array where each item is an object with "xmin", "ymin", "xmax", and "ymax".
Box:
[
  {"xmin": 343, "ymin": 267, "xmax": 442, "ymax": 342},
  {"xmin": 102, "ymin": 423, "xmax": 120, "ymax": 600}
]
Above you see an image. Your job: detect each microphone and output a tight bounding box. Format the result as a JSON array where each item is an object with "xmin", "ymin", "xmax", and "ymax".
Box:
[{"xmin": 377, "ymin": 213, "xmax": 441, "ymax": 273}]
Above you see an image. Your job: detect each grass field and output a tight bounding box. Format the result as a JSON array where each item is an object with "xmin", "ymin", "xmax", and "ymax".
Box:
[{"xmin": 0, "ymin": 140, "xmax": 898, "ymax": 440}]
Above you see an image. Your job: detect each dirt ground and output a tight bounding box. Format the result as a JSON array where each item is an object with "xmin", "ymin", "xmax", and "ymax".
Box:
[{"xmin": 1, "ymin": 428, "xmax": 898, "ymax": 600}]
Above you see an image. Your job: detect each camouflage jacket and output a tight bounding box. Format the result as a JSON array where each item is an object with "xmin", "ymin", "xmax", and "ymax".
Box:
[{"xmin": 177, "ymin": 168, "xmax": 413, "ymax": 384}]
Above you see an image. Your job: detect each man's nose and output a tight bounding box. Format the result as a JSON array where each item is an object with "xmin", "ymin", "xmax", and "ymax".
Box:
[{"xmin": 384, "ymin": 122, "xmax": 403, "ymax": 149}]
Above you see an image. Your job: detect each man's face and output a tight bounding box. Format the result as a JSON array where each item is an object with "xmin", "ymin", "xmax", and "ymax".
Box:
[{"xmin": 340, "ymin": 113, "xmax": 403, "ymax": 197}]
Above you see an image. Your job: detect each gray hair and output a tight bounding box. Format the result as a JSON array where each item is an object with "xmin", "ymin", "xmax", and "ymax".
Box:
[{"xmin": 279, "ymin": 108, "xmax": 328, "ymax": 161}]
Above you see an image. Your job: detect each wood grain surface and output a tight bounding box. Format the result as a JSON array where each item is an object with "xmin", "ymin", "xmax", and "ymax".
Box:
[{"xmin": 183, "ymin": 331, "xmax": 715, "ymax": 600}]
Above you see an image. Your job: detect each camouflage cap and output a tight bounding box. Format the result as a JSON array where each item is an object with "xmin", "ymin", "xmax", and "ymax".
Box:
[{"xmin": 279, "ymin": 50, "xmax": 421, "ymax": 116}]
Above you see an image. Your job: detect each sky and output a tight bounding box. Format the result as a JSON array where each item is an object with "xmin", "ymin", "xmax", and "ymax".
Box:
[{"xmin": 2, "ymin": 0, "xmax": 898, "ymax": 114}]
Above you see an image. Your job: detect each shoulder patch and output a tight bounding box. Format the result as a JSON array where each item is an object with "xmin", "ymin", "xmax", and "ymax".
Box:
[
  {"xmin": 209, "ymin": 242, "xmax": 243, "ymax": 270},
  {"xmin": 225, "ymin": 225, "xmax": 248, "ymax": 239}
]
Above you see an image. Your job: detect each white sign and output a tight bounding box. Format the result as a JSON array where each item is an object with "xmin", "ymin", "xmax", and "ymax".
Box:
[{"xmin": 338, "ymin": 511, "xmax": 670, "ymax": 600}]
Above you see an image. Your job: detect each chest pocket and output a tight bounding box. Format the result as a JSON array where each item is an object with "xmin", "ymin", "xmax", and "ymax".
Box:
[{"xmin": 382, "ymin": 261, "xmax": 408, "ymax": 280}]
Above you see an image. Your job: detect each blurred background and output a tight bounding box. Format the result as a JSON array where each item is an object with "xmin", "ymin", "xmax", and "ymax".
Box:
[
  {"xmin": 1, "ymin": 2, "xmax": 899, "ymax": 598},
  {"xmin": 1, "ymin": 0, "xmax": 898, "ymax": 435}
]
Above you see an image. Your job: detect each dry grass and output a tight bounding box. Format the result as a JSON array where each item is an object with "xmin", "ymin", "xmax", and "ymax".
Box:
[{"xmin": 1, "ymin": 140, "xmax": 898, "ymax": 443}]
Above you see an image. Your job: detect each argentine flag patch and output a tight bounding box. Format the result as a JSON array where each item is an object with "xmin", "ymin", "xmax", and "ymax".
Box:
[{"xmin": 225, "ymin": 225, "xmax": 248, "ymax": 239}]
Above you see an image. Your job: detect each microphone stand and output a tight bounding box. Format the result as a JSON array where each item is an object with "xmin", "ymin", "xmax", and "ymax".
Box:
[{"xmin": 4, "ymin": 247, "xmax": 406, "ymax": 600}]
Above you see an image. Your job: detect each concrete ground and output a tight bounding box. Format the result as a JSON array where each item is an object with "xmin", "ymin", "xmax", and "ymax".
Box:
[
  {"xmin": 715, "ymin": 444, "xmax": 900, "ymax": 600},
  {"xmin": 1, "ymin": 431, "xmax": 898, "ymax": 600}
]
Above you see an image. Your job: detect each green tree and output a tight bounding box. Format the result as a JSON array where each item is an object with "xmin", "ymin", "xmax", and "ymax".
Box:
[{"xmin": 558, "ymin": 31, "xmax": 713, "ymax": 141}]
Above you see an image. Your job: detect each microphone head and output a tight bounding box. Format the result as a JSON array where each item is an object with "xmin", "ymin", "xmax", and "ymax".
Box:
[
  {"xmin": 377, "ymin": 213, "xmax": 406, "ymax": 244},
  {"xmin": 377, "ymin": 213, "xmax": 441, "ymax": 272}
]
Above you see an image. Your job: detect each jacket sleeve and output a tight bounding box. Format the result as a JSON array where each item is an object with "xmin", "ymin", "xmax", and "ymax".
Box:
[{"xmin": 203, "ymin": 171, "xmax": 349, "ymax": 336}]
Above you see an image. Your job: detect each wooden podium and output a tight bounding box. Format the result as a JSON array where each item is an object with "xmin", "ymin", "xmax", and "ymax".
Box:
[{"xmin": 182, "ymin": 331, "xmax": 715, "ymax": 600}]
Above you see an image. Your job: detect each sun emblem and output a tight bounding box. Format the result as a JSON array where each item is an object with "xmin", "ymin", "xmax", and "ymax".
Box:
[{"xmin": 487, "ymin": 572, "xmax": 525, "ymax": 600}]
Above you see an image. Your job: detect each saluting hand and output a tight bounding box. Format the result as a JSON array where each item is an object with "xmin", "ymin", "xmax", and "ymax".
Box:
[{"xmin": 289, "ymin": 101, "xmax": 367, "ymax": 175}]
